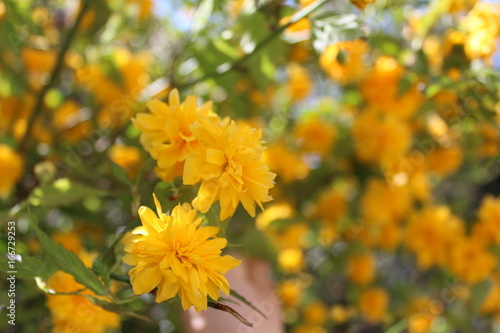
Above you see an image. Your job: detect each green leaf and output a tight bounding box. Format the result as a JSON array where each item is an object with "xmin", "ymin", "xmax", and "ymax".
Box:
[
  {"xmin": 29, "ymin": 219, "xmax": 109, "ymax": 296},
  {"xmin": 28, "ymin": 178, "xmax": 108, "ymax": 208},
  {"xmin": 470, "ymin": 279, "xmax": 492, "ymax": 314},
  {"xmin": 86, "ymin": 295, "xmax": 156, "ymax": 324},
  {"xmin": 109, "ymin": 161, "xmax": 131, "ymax": 185},
  {"xmin": 92, "ymin": 259, "xmax": 111, "ymax": 289},
  {"xmin": 0, "ymin": 254, "xmax": 57, "ymax": 280},
  {"xmin": 417, "ymin": 0, "xmax": 452, "ymax": 37},
  {"xmin": 192, "ymin": 0, "xmax": 214, "ymax": 35},
  {"xmin": 312, "ymin": 12, "xmax": 361, "ymax": 54}
]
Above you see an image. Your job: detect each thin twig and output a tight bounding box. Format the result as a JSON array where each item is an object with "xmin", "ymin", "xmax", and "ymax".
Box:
[
  {"xmin": 19, "ymin": 0, "xmax": 91, "ymax": 151},
  {"xmin": 177, "ymin": 0, "xmax": 330, "ymax": 89}
]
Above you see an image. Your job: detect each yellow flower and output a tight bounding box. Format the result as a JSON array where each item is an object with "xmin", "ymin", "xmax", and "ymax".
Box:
[
  {"xmin": 361, "ymin": 178, "xmax": 412, "ymax": 225},
  {"xmin": 133, "ymin": 89, "xmax": 215, "ymax": 181},
  {"xmin": 52, "ymin": 100, "xmax": 91, "ymax": 143},
  {"xmin": 425, "ymin": 145, "xmax": 463, "ymax": 177},
  {"xmin": 448, "ymin": 236, "xmax": 497, "ymax": 284},
  {"xmin": 360, "ymin": 56, "xmax": 404, "ymax": 109},
  {"xmin": 127, "ymin": 0, "xmax": 153, "ymax": 19},
  {"xmin": 22, "ymin": 47, "xmax": 56, "ymax": 73},
  {"xmin": 303, "ymin": 301, "xmax": 328, "ymax": 325},
  {"xmin": 264, "ymin": 141, "xmax": 310, "ymax": 183},
  {"xmin": 406, "ymin": 206, "xmax": 465, "ymax": 269},
  {"xmin": 46, "ymin": 234, "xmax": 120, "ymax": 333},
  {"xmin": 347, "ymin": 252, "xmax": 375, "ymax": 286},
  {"xmin": 319, "ymin": 40, "xmax": 369, "ymax": 84},
  {"xmin": 256, "ymin": 202, "xmax": 295, "ymax": 230},
  {"xmin": 286, "ymin": 63, "xmax": 313, "ymax": 101},
  {"xmin": 475, "ymin": 195, "xmax": 500, "ymax": 245},
  {"xmin": 278, "ymin": 279, "xmax": 303, "ymax": 307},
  {"xmin": 278, "ymin": 248, "xmax": 304, "ymax": 273},
  {"xmin": 352, "ymin": 110, "xmax": 412, "ymax": 165},
  {"xmin": 0, "ymin": 144, "xmax": 23, "ymax": 199},
  {"xmin": 449, "ymin": 0, "xmax": 477, "ymax": 13},
  {"xmin": 462, "ymin": 3, "xmax": 500, "ymax": 60},
  {"xmin": 293, "ymin": 117, "xmax": 336, "ymax": 157},
  {"xmin": 406, "ymin": 297, "xmax": 441, "ymax": 333},
  {"xmin": 350, "ymin": 0, "xmax": 377, "ymax": 9},
  {"xmin": 108, "ymin": 144, "xmax": 143, "ymax": 178},
  {"xmin": 183, "ymin": 118, "xmax": 276, "ymax": 220},
  {"xmin": 123, "ymin": 195, "xmax": 240, "ymax": 311},
  {"xmin": 358, "ymin": 287, "xmax": 389, "ymax": 323}
]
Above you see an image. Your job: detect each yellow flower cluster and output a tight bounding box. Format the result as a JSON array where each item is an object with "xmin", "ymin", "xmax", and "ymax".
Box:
[
  {"xmin": 123, "ymin": 195, "xmax": 240, "ymax": 311},
  {"xmin": 46, "ymin": 233, "xmax": 120, "ymax": 333},
  {"xmin": 134, "ymin": 89, "xmax": 276, "ymax": 220}
]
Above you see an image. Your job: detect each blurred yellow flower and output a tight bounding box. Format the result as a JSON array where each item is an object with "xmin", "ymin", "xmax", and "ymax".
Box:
[
  {"xmin": 350, "ymin": 0, "xmax": 377, "ymax": 9},
  {"xmin": 109, "ymin": 144, "xmax": 143, "ymax": 178},
  {"xmin": 278, "ymin": 279, "xmax": 303, "ymax": 307},
  {"xmin": 358, "ymin": 287, "xmax": 389, "ymax": 323},
  {"xmin": 0, "ymin": 144, "xmax": 23, "ymax": 199},
  {"xmin": 22, "ymin": 47, "xmax": 56, "ymax": 73},
  {"xmin": 286, "ymin": 63, "xmax": 313, "ymax": 101},
  {"xmin": 278, "ymin": 248, "xmax": 304, "ymax": 273},
  {"xmin": 123, "ymin": 195, "xmax": 240, "ymax": 311},
  {"xmin": 256, "ymin": 202, "xmax": 295, "ymax": 230},
  {"xmin": 319, "ymin": 40, "xmax": 369, "ymax": 84},
  {"xmin": 462, "ymin": 3, "xmax": 500, "ymax": 60},
  {"xmin": 425, "ymin": 146, "xmax": 463, "ymax": 177},
  {"xmin": 406, "ymin": 206, "xmax": 465, "ymax": 269},
  {"xmin": 264, "ymin": 141, "xmax": 310, "ymax": 183},
  {"xmin": 360, "ymin": 56, "xmax": 403, "ymax": 109},
  {"xmin": 46, "ymin": 233, "xmax": 120, "ymax": 333},
  {"xmin": 293, "ymin": 117, "xmax": 336, "ymax": 157},
  {"xmin": 476, "ymin": 195, "xmax": 500, "ymax": 245},
  {"xmin": 47, "ymin": 271, "xmax": 121, "ymax": 333},
  {"xmin": 347, "ymin": 252, "xmax": 375, "ymax": 286},
  {"xmin": 303, "ymin": 301, "xmax": 328, "ymax": 325},
  {"xmin": 448, "ymin": 236, "xmax": 497, "ymax": 284},
  {"xmin": 353, "ymin": 110, "xmax": 412, "ymax": 165},
  {"xmin": 449, "ymin": 0, "xmax": 477, "ymax": 13},
  {"xmin": 184, "ymin": 118, "xmax": 275, "ymax": 220},
  {"xmin": 361, "ymin": 178, "xmax": 412, "ymax": 225}
]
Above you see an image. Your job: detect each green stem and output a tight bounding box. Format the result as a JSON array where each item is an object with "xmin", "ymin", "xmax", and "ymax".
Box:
[
  {"xmin": 19, "ymin": 0, "xmax": 91, "ymax": 151},
  {"xmin": 177, "ymin": 0, "xmax": 329, "ymax": 89},
  {"xmin": 110, "ymin": 273, "xmax": 131, "ymax": 284}
]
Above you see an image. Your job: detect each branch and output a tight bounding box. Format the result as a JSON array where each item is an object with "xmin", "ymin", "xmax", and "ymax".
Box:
[
  {"xmin": 177, "ymin": 0, "xmax": 330, "ymax": 89},
  {"xmin": 19, "ymin": 0, "xmax": 91, "ymax": 151}
]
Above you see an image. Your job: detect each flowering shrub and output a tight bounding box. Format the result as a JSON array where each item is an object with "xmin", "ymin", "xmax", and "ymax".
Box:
[{"xmin": 1, "ymin": 0, "xmax": 500, "ymax": 332}]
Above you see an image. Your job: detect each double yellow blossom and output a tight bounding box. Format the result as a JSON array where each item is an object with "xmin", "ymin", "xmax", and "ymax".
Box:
[
  {"xmin": 183, "ymin": 118, "xmax": 276, "ymax": 220},
  {"xmin": 123, "ymin": 195, "xmax": 240, "ymax": 311}
]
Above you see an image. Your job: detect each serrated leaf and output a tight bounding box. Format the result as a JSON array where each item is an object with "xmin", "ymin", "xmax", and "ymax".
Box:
[
  {"xmin": 28, "ymin": 178, "xmax": 108, "ymax": 208},
  {"xmin": 0, "ymin": 253, "xmax": 58, "ymax": 280},
  {"xmin": 30, "ymin": 219, "xmax": 109, "ymax": 296},
  {"xmin": 92, "ymin": 259, "xmax": 111, "ymax": 288}
]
